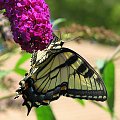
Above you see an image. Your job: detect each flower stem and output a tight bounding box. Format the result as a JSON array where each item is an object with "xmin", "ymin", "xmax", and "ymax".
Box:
[
  {"xmin": 0, "ymin": 93, "xmax": 15, "ymax": 101},
  {"xmin": 107, "ymin": 45, "xmax": 120, "ymax": 61}
]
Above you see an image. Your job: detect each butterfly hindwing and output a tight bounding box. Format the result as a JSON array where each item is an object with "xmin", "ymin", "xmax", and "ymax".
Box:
[{"xmin": 31, "ymin": 47, "xmax": 107, "ymax": 104}]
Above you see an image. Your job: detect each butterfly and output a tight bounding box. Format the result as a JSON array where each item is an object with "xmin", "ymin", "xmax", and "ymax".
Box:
[{"xmin": 15, "ymin": 34, "xmax": 107, "ymax": 115}]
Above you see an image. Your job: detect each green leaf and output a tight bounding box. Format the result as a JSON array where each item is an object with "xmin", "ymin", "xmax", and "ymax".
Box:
[
  {"xmin": 92, "ymin": 101, "xmax": 110, "ymax": 113},
  {"xmin": 14, "ymin": 53, "xmax": 31, "ymax": 76},
  {"xmin": 76, "ymin": 99, "xmax": 85, "ymax": 106},
  {"xmin": 35, "ymin": 106, "xmax": 56, "ymax": 120},
  {"xmin": 103, "ymin": 60, "xmax": 115, "ymax": 116},
  {"xmin": 15, "ymin": 53, "xmax": 31, "ymax": 68},
  {"xmin": 0, "ymin": 70, "xmax": 11, "ymax": 89},
  {"xmin": 14, "ymin": 68, "xmax": 27, "ymax": 76},
  {"xmin": 52, "ymin": 18, "xmax": 66, "ymax": 28},
  {"xmin": 0, "ymin": 9, "xmax": 6, "ymax": 13},
  {"xmin": 96, "ymin": 59, "xmax": 105, "ymax": 70},
  {"xmin": 0, "ymin": 70, "xmax": 11, "ymax": 80}
]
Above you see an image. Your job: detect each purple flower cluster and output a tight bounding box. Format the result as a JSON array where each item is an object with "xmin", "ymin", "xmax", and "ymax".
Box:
[{"xmin": 0, "ymin": 0, "xmax": 53, "ymax": 52}]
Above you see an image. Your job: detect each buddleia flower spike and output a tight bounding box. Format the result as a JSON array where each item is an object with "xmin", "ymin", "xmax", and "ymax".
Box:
[{"xmin": 0, "ymin": 0, "xmax": 53, "ymax": 53}]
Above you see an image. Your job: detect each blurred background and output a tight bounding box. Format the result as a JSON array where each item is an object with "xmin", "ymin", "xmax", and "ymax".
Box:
[{"xmin": 0, "ymin": 0, "xmax": 120, "ymax": 120}]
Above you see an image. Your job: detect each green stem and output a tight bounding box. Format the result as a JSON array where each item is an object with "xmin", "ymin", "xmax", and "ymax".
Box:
[
  {"xmin": 107, "ymin": 45, "xmax": 120, "ymax": 61},
  {"xmin": 92, "ymin": 101, "xmax": 110, "ymax": 113},
  {"xmin": 0, "ymin": 93, "xmax": 15, "ymax": 101}
]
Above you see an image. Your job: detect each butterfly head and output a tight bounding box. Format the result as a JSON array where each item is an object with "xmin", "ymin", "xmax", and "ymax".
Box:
[
  {"xmin": 15, "ymin": 73, "xmax": 37, "ymax": 115},
  {"xmin": 46, "ymin": 34, "xmax": 64, "ymax": 50},
  {"xmin": 15, "ymin": 73, "xmax": 33, "ymax": 99}
]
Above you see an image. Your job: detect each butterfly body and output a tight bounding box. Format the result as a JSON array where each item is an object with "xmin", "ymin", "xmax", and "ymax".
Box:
[{"xmin": 15, "ymin": 35, "xmax": 107, "ymax": 115}]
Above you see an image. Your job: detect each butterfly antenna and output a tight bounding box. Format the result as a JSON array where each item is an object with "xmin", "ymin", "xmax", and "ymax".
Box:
[
  {"xmin": 63, "ymin": 36, "xmax": 81, "ymax": 43},
  {"xmin": 59, "ymin": 30, "xmax": 62, "ymax": 40}
]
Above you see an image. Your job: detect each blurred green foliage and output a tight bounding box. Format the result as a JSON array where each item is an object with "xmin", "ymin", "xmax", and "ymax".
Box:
[
  {"xmin": 35, "ymin": 106, "xmax": 56, "ymax": 120},
  {"xmin": 46, "ymin": 0, "xmax": 120, "ymax": 33},
  {"xmin": 14, "ymin": 52, "xmax": 31, "ymax": 76},
  {"xmin": 103, "ymin": 61, "xmax": 115, "ymax": 117}
]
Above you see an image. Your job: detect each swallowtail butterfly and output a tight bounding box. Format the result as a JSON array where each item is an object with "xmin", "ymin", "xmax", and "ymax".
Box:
[{"xmin": 15, "ymin": 34, "xmax": 107, "ymax": 115}]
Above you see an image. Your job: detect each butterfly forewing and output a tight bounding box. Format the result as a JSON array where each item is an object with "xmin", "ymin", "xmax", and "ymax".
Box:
[{"xmin": 32, "ymin": 47, "xmax": 107, "ymax": 102}]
